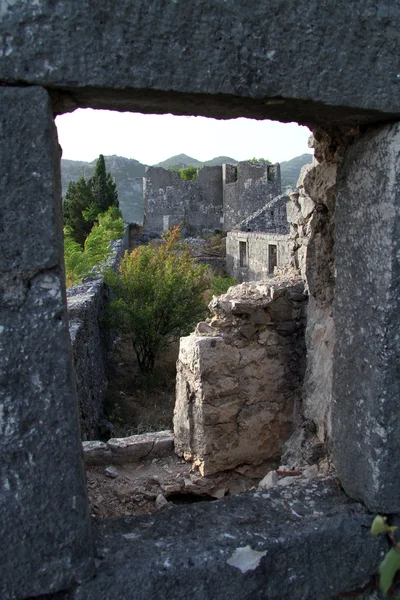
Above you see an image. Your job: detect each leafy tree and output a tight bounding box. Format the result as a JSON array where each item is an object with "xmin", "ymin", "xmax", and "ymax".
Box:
[
  {"xmin": 247, "ymin": 157, "xmax": 272, "ymax": 164},
  {"xmin": 169, "ymin": 165, "xmax": 199, "ymax": 181},
  {"xmin": 64, "ymin": 206, "xmax": 125, "ymax": 287},
  {"xmin": 63, "ymin": 155, "xmax": 119, "ymax": 245},
  {"xmin": 63, "ymin": 177, "xmax": 94, "ymax": 245},
  {"xmin": 179, "ymin": 165, "xmax": 198, "ymax": 181},
  {"xmin": 91, "ymin": 154, "xmax": 119, "ymax": 212},
  {"xmin": 210, "ymin": 275, "xmax": 237, "ymax": 296},
  {"xmin": 105, "ymin": 226, "xmax": 209, "ymax": 374}
]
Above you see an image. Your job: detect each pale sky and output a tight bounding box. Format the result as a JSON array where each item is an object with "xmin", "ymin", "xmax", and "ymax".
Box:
[{"xmin": 55, "ymin": 109, "xmax": 311, "ymax": 165}]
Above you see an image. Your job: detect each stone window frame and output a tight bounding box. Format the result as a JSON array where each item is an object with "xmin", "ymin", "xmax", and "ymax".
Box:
[{"xmin": 238, "ymin": 238, "xmax": 249, "ymax": 268}]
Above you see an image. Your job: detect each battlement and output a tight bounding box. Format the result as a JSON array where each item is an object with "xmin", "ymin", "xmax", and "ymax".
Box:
[{"xmin": 143, "ymin": 161, "xmax": 282, "ymax": 236}]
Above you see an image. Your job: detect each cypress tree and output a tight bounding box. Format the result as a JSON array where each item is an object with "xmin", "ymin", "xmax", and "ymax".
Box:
[
  {"xmin": 63, "ymin": 177, "xmax": 94, "ymax": 246},
  {"xmin": 91, "ymin": 154, "xmax": 119, "ymax": 212}
]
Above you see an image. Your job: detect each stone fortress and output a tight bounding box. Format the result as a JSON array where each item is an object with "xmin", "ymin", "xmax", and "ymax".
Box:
[
  {"xmin": 144, "ymin": 160, "xmax": 291, "ymax": 281},
  {"xmin": 1, "ymin": 2, "xmax": 400, "ymax": 599}
]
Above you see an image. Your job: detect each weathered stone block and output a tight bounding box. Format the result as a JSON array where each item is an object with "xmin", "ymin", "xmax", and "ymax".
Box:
[
  {"xmin": 0, "ymin": 87, "xmax": 94, "ymax": 598},
  {"xmin": 1, "ymin": 2, "xmax": 399, "ymax": 126},
  {"xmin": 333, "ymin": 122, "xmax": 400, "ymax": 512},
  {"xmin": 174, "ymin": 280, "xmax": 307, "ymax": 475},
  {"xmin": 107, "ymin": 431, "xmax": 174, "ymax": 464},
  {"xmin": 70, "ymin": 478, "xmax": 385, "ymax": 600}
]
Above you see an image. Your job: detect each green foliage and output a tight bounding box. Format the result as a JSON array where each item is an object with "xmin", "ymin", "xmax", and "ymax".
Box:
[
  {"xmin": 247, "ymin": 157, "xmax": 272, "ymax": 164},
  {"xmin": 63, "ymin": 177, "xmax": 94, "ymax": 245},
  {"xmin": 64, "ymin": 206, "xmax": 125, "ymax": 287},
  {"xmin": 63, "ymin": 154, "xmax": 119, "ymax": 245},
  {"xmin": 371, "ymin": 515, "xmax": 400, "ymax": 597},
  {"xmin": 105, "ymin": 226, "xmax": 210, "ymax": 374},
  {"xmin": 210, "ymin": 275, "xmax": 237, "ymax": 296},
  {"xmin": 91, "ymin": 154, "xmax": 119, "ymax": 212},
  {"xmin": 169, "ymin": 165, "xmax": 199, "ymax": 181}
]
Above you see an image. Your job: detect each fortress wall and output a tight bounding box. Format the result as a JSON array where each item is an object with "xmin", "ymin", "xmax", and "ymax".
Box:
[{"xmin": 223, "ymin": 162, "xmax": 282, "ymax": 230}]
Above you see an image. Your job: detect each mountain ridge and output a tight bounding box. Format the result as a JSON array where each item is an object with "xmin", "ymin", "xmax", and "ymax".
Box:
[{"xmin": 61, "ymin": 152, "xmax": 313, "ymax": 223}]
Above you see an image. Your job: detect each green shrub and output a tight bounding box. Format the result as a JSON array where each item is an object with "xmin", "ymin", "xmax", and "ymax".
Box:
[
  {"xmin": 63, "ymin": 154, "xmax": 119, "ymax": 245},
  {"xmin": 371, "ymin": 515, "xmax": 400, "ymax": 597},
  {"xmin": 64, "ymin": 206, "xmax": 125, "ymax": 287},
  {"xmin": 211, "ymin": 275, "xmax": 237, "ymax": 296},
  {"xmin": 169, "ymin": 165, "xmax": 199, "ymax": 181},
  {"xmin": 105, "ymin": 226, "xmax": 209, "ymax": 374}
]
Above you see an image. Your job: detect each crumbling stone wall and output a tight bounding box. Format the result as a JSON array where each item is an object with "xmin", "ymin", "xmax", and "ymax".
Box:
[
  {"xmin": 226, "ymin": 192, "xmax": 291, "ymax": 281},
  {"xmin": 226, "ymin": 231, "xmax": 290, "ymax": 282},
  {"xmin": 143, "ymin": 165, "xmax": 223, "ymax": 236},
  {"xmin": 223, "ymin": 162, "xmax": 281, "ymax": 230},
  {"xmin": 2, "ymin": 2, "xmax": 400, "ymax": 598},
  {"xmin": 284, "ymin": 132, "xmax": 345, "ymax": 450},
  {"xmin": 174, "ymin": 278, "xmax": 307, "ymax": 475},
  {"xmin": 67, "ymin": 234, "xmax": 129, "ymax": 441}
]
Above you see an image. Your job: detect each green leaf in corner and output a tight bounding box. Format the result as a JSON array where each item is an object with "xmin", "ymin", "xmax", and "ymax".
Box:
[
  {"xmin": 379, "ymin": 547, "xmax": 400, "ymax": 594},
  {"xmin": 371, "ymin": 515, "xmax": 390, "ymax": 536}
]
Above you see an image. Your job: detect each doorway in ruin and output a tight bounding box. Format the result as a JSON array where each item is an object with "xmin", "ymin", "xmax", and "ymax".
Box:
[{"xmin": 268, "ymin": 243, "xmax": 277, "ymax": 274}]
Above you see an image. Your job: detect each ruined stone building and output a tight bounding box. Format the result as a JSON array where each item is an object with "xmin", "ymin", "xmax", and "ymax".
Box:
[
  {"xmin": 143, "ymin": 160, "xmax": 281, "ymax": 236},
  {"xmin": 1, "ymin": 2, "xmax": 400, "ymax": 599},
  {"xmin": 226, "ymin": 193, "xmax": 291, "ymax": 281},
  {"xmin": 143, "ymin": 164, "xmax": 224, "ymax": 235}
]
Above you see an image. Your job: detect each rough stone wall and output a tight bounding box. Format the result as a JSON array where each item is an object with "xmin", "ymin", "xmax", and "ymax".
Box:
[
  {"xmin": 67, "ymin": 280, "xmax": 112, "ymax": 441},
  {"xmin": 236, "ymin": 192, "xmax": 290, "ymax": 233},
  {"xmin": 284, "ymin": 133, "xmax": 343, "ymax": 447},
  {"xmin": 333, "ymin": 122, "xmax": 400, "ymax": 512},
  {"xmin": 174, "ymin": 278, "xmax": 307, "ymax": 475},
  {"xmin": 0, "ymin": 86, "xmax": 94, "ymax": 599},
  {"xmin": 67, "ymin": 234, "xmax": 129, "ymax": 441},
  {"xmin": 223, "ymin": 162, "xmax": 281, "ymax": 230},
  {"xmin": 143, "ymin": 165, "xmax": 223, "ymax": 236},
  {"xmin": 226, "ymin": 231, "xmax": 290, "ymax": 282}
]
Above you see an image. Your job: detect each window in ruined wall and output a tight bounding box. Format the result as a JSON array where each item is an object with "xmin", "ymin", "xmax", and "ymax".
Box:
[
  {"xmin": 239, "ymin": 241, "xmax": 248, "ymax": 267},
  {"xmin": 268, "ymin": 243, "xmax": 277, "ymax": 274},
  {"xmin": 163, "ymin": 215, "xmax": 170, "ymax": 232}
]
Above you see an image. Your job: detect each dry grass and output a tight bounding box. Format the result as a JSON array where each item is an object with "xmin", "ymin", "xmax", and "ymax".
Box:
[{"xmin": 104, "ymin": 336, "xmax": 179, "ymax": 437}]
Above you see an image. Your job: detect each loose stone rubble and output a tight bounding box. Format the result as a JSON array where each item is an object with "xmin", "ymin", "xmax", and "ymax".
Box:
[{"xmin": 174, "ymin": 276, "xmax": 307, "ymax": 475}]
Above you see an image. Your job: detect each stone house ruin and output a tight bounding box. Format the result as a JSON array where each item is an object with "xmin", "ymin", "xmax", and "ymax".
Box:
[
  {"xmin": 226, "ymin": 192, "xmax": 291, "ymax": 281},
  {"xmin": 1, "ymin": 2, "xmax": 400, "ymax": 599},
  {"xmin": 222, "ymin": 161, "xmax": 281, "ymax": 230},
  {"xmin": 143, "ymin": 164, "xmax": 224, "ymax": 235},
  {"xmin": 143, "ymin": 160, "xmax": 281, "ymax": 237}
]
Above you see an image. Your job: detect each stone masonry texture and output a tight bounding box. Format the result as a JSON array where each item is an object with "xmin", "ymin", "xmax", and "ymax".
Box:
[
  {"xmin": 333, "ymin": 122, "xmax": 400, "ymax": 513},
  {"xmin": 223, "ymin": 163, "xmax": 281, "ymax": 231},
  {"xmin": 0, "ymin": 87, "xmax": 94, "ymax": 599},
  {"xmin": 226, "ymin": 232, "xmax": 291, "ymax": 282},
  {"xmin": 63, "ymin": 478, "xmax": 385, "ymax": 600},
  {"xmin": 143, "ymin": 165, "xmax": 223, "ymax": 236},
  {"xmin": 2, "ymin": 2, "xmax": 400, "ymax": 596},
  {"xmin": 1, "ymin": 2, "xmax": 400, "ymax": 127},
  {"xmin": 174, "ymin": 278, "xmax": 307, "ymax": 475}
]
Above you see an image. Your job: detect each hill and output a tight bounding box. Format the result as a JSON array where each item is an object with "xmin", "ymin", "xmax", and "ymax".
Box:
[
  {"xmin": 155, "ymin": 154, "xmax": 202, "ymax": 169},
  {"xmin": 155, "ymin": 154, "xmax": 237, "ymax": 169},
  {"xmin": 202, "ymin": 156, "xmax": 237, "ymax": 167},
  {"xmin": 61, "ymin": 152, "xmax": 313, "ymax": 225},
  {"xmin": 280, "ymin": 153, "xmax": 313, "ymax": 188},
  {"xmin": 61, "ymin": 155, "xmax": 147, "ymax": 224}
]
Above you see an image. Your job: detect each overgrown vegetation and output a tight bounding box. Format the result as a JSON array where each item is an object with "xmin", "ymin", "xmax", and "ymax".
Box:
[
  {"xmin": 64, "ymin": 206, "xmax": 125, "ymax": 287},
  {"xmin": 210, "ymin": 275, "xmax": 237, "ymax": 296},
  {"xmin": 63, "ymin": 154, "xmax": 123, "ymax": 287},
  {"xmin": 63, "ymin": 154, "xmax": 119, "ymax": 246},
  {"xmin": 169, "ymin": 165, "xmax": 199, "ymax": 181},
  {"xmin": 105, "ymin": 226, "xmax": 209, "ymax": 374},
  {"xmin": 247, "ymin": 157, "xmax": 272, "ymax": 164},
  {"xmin": 371, "ymin": 515, "xmax": 400, "ymax": 597}
]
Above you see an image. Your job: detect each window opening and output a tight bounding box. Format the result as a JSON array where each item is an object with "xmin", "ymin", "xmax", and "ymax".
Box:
[
  {"xmin": 268, "ymin": 244, "xmax": 277, "ymax": 274},
  {"xmin": 239, "ymin": 241, "xmax": 248, "ymax": 267}
]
